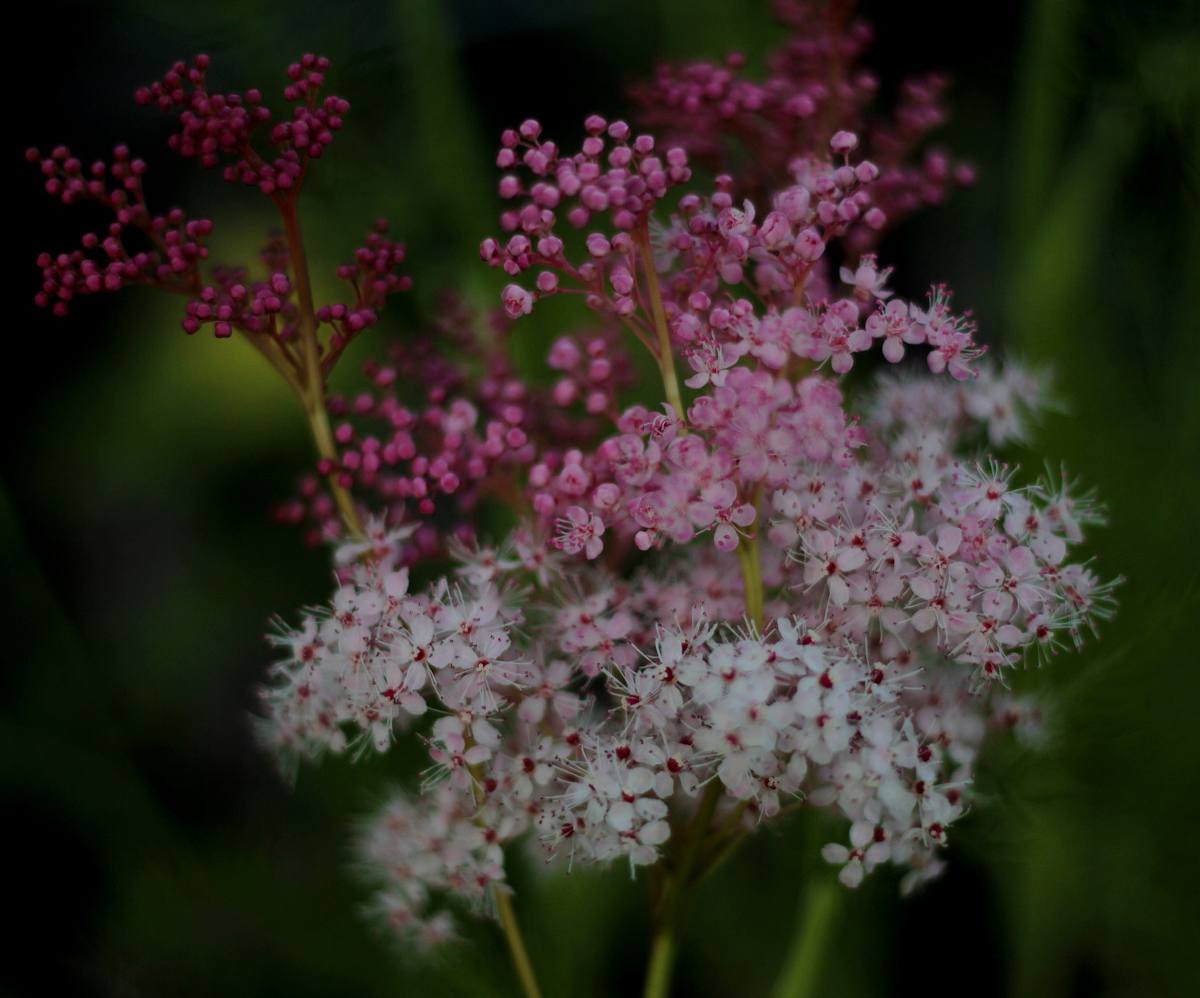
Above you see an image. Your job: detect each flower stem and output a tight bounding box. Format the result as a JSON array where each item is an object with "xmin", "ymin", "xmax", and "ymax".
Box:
[
  {"xmin": 769, "ymin": 878, "xmax": 840, "ymax": 998},
  {"xmin": 642, "ymin": 780, "xmax": 723, "ymax": 998},
  {"xmin": 736, "ymin": 532, "xmax": 764, "ymax": 630},
  {"xmin": 642, "ymin": 929, "xmax": 676, "ymax": 998},
  {"xmin": 277, "ymin": 195, "xmax": 364, "ymax": 538},
  {"xmin": 642, "ymin": 519, "xmax": 765, "ymax": 996},
  {"xmin": 635, "ymin": 230, "xmax": 686, "ymax": 425},
  {"xmin": 464, "ymin": 744, "xmax": 544, "ymax": 998},
  {"xmin": 494, "ymin": 888, "xmax": 543, "ymax": 998}
]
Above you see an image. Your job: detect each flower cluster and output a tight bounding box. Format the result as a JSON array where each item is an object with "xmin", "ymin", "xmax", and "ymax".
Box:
[
  {"xmin": 135, "ymin": 52, "xmax": 350, "ymax": 195},
  {"xmin": 248, "ymin": 27, "xmax": 1108, "ymax": 952},
  {"xmin": 629, "ymin": 0, "xmax": 975, "ymax": 247},
  {"xmin": 481, "ymin": 115, "xmax": 691, "ymax": 324},
  {"xmin": 258, "ymin": 524, "xmax": 528, "ymax": 765},
  {"xmin": 272, "ymin": 359, "xmax": 1112, "ymax": 944},
  {"xmin": 358, "ymin": 785, "xmax": 505, "ymax": 950},
  {"xmin": 31, "ymin": 54, "xmax": 409, "ymax": 397},
  {"xmin": 317, "ymin": 220, "xmax": 413, "ymax": 369},
  {"xmin": 26, "ymin": 143, "xmax": 211, "ymax": 315},
  {"xmin": 274, "ymin": 304, "xmax": 536, "ymax": 547},
  {"xmin": 277, "ymin": 307, "xmax": 637, "ymax": 549},
  {"xmin": 28, "ymin": 10, "xmax": 1115, "ymax": 982}
]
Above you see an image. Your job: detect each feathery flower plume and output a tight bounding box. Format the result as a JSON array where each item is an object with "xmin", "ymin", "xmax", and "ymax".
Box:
[{"xmin": 27, "ymin": 8, "xmax": 1116, "ymax": 997}]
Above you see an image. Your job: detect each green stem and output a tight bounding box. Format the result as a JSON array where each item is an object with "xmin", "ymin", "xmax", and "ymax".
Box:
[
  {"xmin": 642, "ymin": 781, "xmax": 723, "ymax": 998},
  {"xmin": 464, "ymin": 744, "xmax": 544, "ymax": 998},
  {"xmin": 737, "ymin": 532, "xmax": 764, "ymax": 630},
  {"xmin": 636, "ymin": 230, "xmax": 687, "ymax": 425},
  {"xmin": 769, "ymin": 879, "xmax": 840, "ymax": 998},
  {"xmin": 642, "ymin": 929, "xmax": 676, "ymax": 998},
  {"xmin": 642, "ymin": 501, "xmax": 765, "ymax": 995},
  {"xmin": 690, "ymin": 816, "xmax": 749, "ymax": 887},
  {"xmin": 276, "ymin": 196, "xmax": 363, "ymax": 538},
  {"xmin": 495, "ymin": 889, "xmax": 543, "ymax": 998}
]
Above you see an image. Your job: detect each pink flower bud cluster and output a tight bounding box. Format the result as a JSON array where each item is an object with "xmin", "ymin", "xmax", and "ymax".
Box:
[
  {"xmin": 480, "ymin": 115, "xmax": 691, "ymax": 318},
  {"xmin": 27, "ymin": 144, "xmax": 211, "ymax": 315},
  {"xmin": 860, "ymin": 77, "xmax": 977, "ymax": 245},
  {"xmin": 317, "ymin": 219, "xmax": 412, "ymax": 369},
  {"xmin": 31, "ymin": 56, "xmax": 408, "ymax": 369},
  {"xmin": 276, "ymin": 302, "xmax": 635, "ymax": 548},
  {"xmin": 628, "ymin": 1, "xmax": 973, "ymax": 248},
  {"xmin": 183, "ymin": 269, "xmax": 292, "ymax": 337},
  {"xmin": 546, "ymin": 329, "xmax": 634, "ymax": 417},
  {"xmin": 660, "ymin": 140, "xmax": 885, "ymax": 311},
  {"xmin": 135, "ymin": 53, "xmax": 350, "ymax": 196},
  {"xmin": 276, "ymin": 316, "xmax": 537, "ymax": 548}
]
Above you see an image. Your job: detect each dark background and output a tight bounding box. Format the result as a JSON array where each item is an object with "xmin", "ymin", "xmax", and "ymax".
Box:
[{"xmin": 4, "ymin": 1, "xmax": 1198, "ymax": 995}]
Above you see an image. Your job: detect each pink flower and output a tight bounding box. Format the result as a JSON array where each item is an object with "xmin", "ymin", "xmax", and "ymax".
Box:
[
  {"xmin": 555, "ymin": 506, "xmax": 605, "ymax": 559},
  {"xmin": 910, "ymin": 286, "xmax": 984, "ymax": 380},
  {"xmin": 688, "ymin": 480, "xmax": 757, "ymax": 550},
  {"xmin": 804, "ymin": 530, "xmax": 870, "ymax": 605},
  {"xmin": 866, "ymin": 299, "xmax": 922, "ymax": 363},
  {"xmin": 501, "ymin": 282, "xmax": 533, "ymax": 318},
  {"xmin": 839, "ymin": 254, "xmax": 893, "ymax": 302},
  {"xmin": 684, "ymin": 338, "xmax": 738, "ymax": 389},
  {"xmin": 830, "ymin": 130, "xmax": 859, "ymax": 155}
]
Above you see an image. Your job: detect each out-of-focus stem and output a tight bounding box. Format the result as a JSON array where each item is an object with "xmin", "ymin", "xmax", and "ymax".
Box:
[
  {"xmin": 465, "ymin": 745, "xmax": 544, "ymax": 998},
  {"xmin": 769, "ymin": 879, "xmax": 840, "ymax": 998},
  {"xmin": 303, "ymin": 392, "xmax": 363, "ymax": 536},
  {"xmin": 642, "ymin": 511, "xmax": 766, "ymax": 996},
  {"xmin": 642, "ymin": 929, "xmax": 676, "ymax": 998},
  {"xmin": 636, "ymin": 230, "xmax": 687, "ymax": 425},
  {"xmin": 242, "ymin": 331, "xmax": 305, "ymax": 396},
  {"xmin": 495, "ymin": 889, "xmax": 543, "ymax": 998},
  {"xmin": 736, "ymin": 533, "xmax": 764, "ymax": 630},
  {"xmin": 277, "ymin": 195, "xmax": 364, "ymax": 538},
  {"xmin": 642, "ymin": 780, "xmax": 723, "ymax": 998}
]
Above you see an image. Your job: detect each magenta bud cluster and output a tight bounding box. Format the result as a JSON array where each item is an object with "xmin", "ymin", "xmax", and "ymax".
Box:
[
  {"xmin": 546, "ymin": 330, "xmax": 632, "ymax": 416},
  {"xmin": 183, "ymin": 270, "xmax": 292, "ymax": 337},
  {"xmin": 27, "ymin": 143, "xmax": 211, "ymax": 315},
  {"xmin": 280, "ymin": 304, "xmax": 538, "ymax": 549},
  {"xmin": 135, "ymin": 52, "xmax": 349, "ymax": 196},
  {"xmin": 317, "ymin": 219, "xmax": 413, "ymax": 371},
  {"xmin": 31, "ymin": 55, "xmax": 409, "ymax": 367},
  {"xmin": 628, "ymin": 0, "xmax": 973, "ymax": 251},
  {"xmin": 480, "ymin": 116, "xmax": 690, "ymax": 318}
]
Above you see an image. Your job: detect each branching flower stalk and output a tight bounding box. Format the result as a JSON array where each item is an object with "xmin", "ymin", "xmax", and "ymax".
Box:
[
  {"xmin": 636, "ymin": 227, "xmax": 687, "ymax": 426},
  {"xmin": 28, "ymin": 4, "xmax": 1119, "ymax": 996},
  {"xmin": 277, "ymin": 196, "xmax": 363, "ymax": 537}
]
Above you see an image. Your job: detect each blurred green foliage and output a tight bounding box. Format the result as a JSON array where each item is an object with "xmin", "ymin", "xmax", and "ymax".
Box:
[{"xmin": 4, "ymin": 1, "xmax": 1198, "ymax": 996}]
